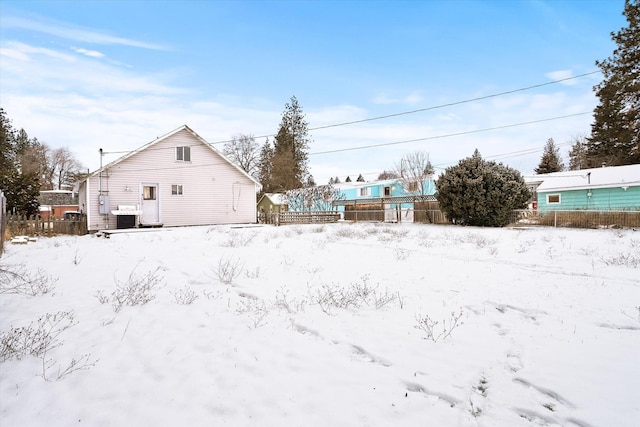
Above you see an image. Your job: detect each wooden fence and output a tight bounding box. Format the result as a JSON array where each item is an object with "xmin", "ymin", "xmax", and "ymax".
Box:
[
  {"xmin": 531, "ymin": 210, "xmax": 640, "ymax": 229},
  {"xmin": 0, "ymin": 192, "xmax": 6, "ymax": 255},
  {"xmin": 5, "ymin": 214, "xmax": 88, "ymax": 238},
  {"xmin": 278, "ymin": 211, "xmax": 341, "ymax": 225}
]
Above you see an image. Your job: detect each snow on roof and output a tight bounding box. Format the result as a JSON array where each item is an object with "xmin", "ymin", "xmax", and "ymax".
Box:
[
  {"xmin": 265, "ymin": 193, "xmax": 286, "ymax": 205},
  {"xmin": 536, "ymin": 164, "xmax": 640, "ymax": 192},
  {"xmin": 332, "ymin": 179, "xmax": 398, "ymax": 190}
]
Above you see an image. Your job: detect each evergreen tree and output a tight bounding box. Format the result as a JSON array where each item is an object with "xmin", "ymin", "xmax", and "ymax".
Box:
[
  {"xmin": 587, "ymin": 0, "xmax": 639, "ymax": 167},
  {"xmin": 0, "ymin": 108, "xmax": 16, "ymax": 182},
  {"xmin": 0, "ymin": 109, "xmax": 40, "ymax": 215},
  {"xmin": 436, "ymin": 150, "xmax": 530, "ymax": 227},
  {"xmin": 257, "ymin": 138, "xmax": 274, "ymax": 195},
  {"xmin": 334, "ymin": 176, "xmax": 341, "ymax": 183},
  {"xmin": 356, "ymin": 174, "xmax": 365, "ymax": 182},
  {"xmin": 345, "ymin": 176, "xmax": 352, "ymax": 182},
  {"xmin": 3, "ymin": 170, "xmax": 41, "ymax": 216},
  {"xmin": 568, "ymin": 135, "xmax": 588, "ymax": 170},
  {"xmin": 271, "ymin": 96, "xmax": 312, "ymax": 191},
  {"xmin": 535, "ymin": 138, "xmax": 564, "ymax": 174},
  {"xmin": 424, "ymin": 160, "xmax": 435, "ymax": 176}
]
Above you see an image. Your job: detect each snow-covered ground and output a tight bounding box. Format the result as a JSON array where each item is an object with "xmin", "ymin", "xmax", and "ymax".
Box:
[{"xmin": 1, "ymin": 222, "xmax": 638, "ymax": 427}]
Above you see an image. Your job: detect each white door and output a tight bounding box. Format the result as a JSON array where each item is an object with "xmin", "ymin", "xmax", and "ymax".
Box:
[
  {"xmin": 141, "ymin": 184, "xmax": 159, "ymax": 224},
  {"xmin": 384, "ymin": 203, "xmax": 396, "ymax": 222}
]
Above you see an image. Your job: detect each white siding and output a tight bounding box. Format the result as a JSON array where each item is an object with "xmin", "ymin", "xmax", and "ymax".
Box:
[{"xmin": 83, "ymin": 129, "xmax": 258, "ymax": 231}]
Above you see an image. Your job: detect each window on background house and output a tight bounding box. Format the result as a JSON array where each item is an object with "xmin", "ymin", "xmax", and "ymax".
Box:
[
  {"xmin": 359, "ymin": 187, "xmax": 371, "ymax": 197},
  {"xmin": 171, "ymin": 185, "xmax": 183, "ymax": 196},
  {"xmin": 408, "ymin": 181, "xmax": 419, "ymax": 192},
  {"xmin": 176, "ymin": 146, "xmax": 191, "ymax": 162},
  {"xmin": 384, "ymin": 186, "xmax": 391, "ymax": 196},
  {"xmin": 547, "ymin": 194, "xmax": 561, "ymax": 204}
]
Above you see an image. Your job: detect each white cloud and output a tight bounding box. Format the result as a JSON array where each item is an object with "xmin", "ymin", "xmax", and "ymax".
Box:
[
  {"xmin": 545, "ymin": 70, "xmax": 578, "ymax": 86},
  {"xmin": 0, "ymin": 47, "xmax": 29, "ymax": 61},
  {"xmin": 3, "ymin": 15, "xmax": 167, "ymax": 50},
  {"xmin": 1, "ymin": 41, "xmax": 183, "ymax": 97},
  {"xmin": 0, "ymin": 38, "xmax": 597, "ymax": 182},
  {"xmin": 73, "ymin": 47, "xmax": 105, "ymax": 58},
  {"xmin": 2, "ymin": 41, "xmax": 76, "ymax": 62}
]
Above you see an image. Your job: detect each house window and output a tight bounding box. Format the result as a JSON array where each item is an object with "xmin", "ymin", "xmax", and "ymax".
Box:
[
  {"xmin": 171, "ymin": 185, "xmax": 183, "ymax": 196},
  {"xmin": 547, "ymin": 194, "xmax": 561, "ymax": 204},
  {"xmin": 408, "ymin": 182, "xmax": 419, "ymax": 192},
  {"xmin": 143, "ymin": 186, "xmax": 156, "ymax": 200},
  {"xmin": 384, "ymin": 186, "xmax": 391, "ymax": 196},
  {"xmin": 176, "ymin": 146, "xmax": 191, "ymax": 162},
  {"xmin": 359, "ymin": 187, "xmax": 371, "ymax": 197}
]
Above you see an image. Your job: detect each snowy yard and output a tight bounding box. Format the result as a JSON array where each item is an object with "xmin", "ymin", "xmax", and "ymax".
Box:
[{"xmin": 1, "ymin": 222, "xmax": 638, "ymax": 426}]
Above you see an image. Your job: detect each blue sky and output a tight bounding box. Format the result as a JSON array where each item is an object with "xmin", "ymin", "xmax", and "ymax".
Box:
[{"xmin": 0, "ymin": 0, "xmax": 627, "ymax": 182}]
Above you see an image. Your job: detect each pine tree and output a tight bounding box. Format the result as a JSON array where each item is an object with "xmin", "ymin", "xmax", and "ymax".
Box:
[
  {"xmin": 356, "ymin": 174, "xmax": 365, "ymax": 182},
  {"xmin": 587, "ymin": 0, "xmax": 639, "ymax": 167},
  {"xmin": 568, "ymin": 135, "xmax": 588, "ymax": 170},
  {"xmin": 345, "ymin": 176, "xmax": 352, "ymax": 182},
  {"xmin": 535, "ymin": 138, "xmax": 564, "ymax": 174},
  {"xmin": 257, "ymin": 138, "xmax": 274, "ymax": 194},
  {"xmin": 0, "ymin": 108, "xmax": 16, "ymax": 182},
  {"xmin": 436, "ymin": 149, "xmax": 530, "ymax": 227},
  {"xmin": 271, "ymin": 96, "xmax": 312, "ymax": 191},
  {"xmin": 0, "ymin": 109, "xmax": 41, "ymax": 215}
]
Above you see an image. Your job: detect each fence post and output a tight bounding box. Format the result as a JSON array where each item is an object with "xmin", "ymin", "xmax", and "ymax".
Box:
[{"xmin": 554, "ymin": 211, "xmax": 557, "ymax": 228}]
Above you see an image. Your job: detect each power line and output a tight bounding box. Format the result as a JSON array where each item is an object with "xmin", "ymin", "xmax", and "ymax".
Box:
[
  {"xmin": 99, "ymin": 112, "xmax": 588, "ymax": 179},
  {"xmin": 100, "ymin": 71, "xmax": 599, "ymax": 156},
  {"xmin": 208, "ymin": 70, "xmax": 600, "ymax": 145},
  {"xmin": 309, "ymin": 112, "xmax": 591, "ymax": 156},
  {"xmin": 314, "ymin": 141, "xmax": 575, "ymax": 183},
  {"xmin": 308, "ymin": 71, "xmax": 600, "ymax": 131}
]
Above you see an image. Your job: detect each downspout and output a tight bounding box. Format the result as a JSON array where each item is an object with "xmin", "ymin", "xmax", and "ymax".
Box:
[{"xmin": 99, "ymin": 148, "xmax": 103, "ymax": 195}]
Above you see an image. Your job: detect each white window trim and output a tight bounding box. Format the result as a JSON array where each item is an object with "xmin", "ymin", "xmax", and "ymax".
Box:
[
  {"xmin": 359, "ymin": 187, "xmax": 371, "ymax": 197},
  {"xmin": 176, "ymin": 146, "xmax": 191, "ymax": 162},
  {"xmin": 546, "ymin": 193, "xmax": 561, "ymax": 204},
  {"xmin": 171, "ymin": 184, "xmax": 184, "ymax": 196}
]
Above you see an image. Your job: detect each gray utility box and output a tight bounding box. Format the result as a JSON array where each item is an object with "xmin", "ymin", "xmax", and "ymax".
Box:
[{"xmin": 99, "ymin": 194, "xmax": 110, "ymax": 214}]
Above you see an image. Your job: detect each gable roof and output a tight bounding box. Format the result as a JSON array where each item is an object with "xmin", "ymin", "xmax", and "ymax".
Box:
[
  {"xmin": 536, "ymin": 164, "xmax": 640, "ymax": 192},
  {"xmin": 258, "ymin": 193, "xmax": 287, "ymax": 205},
  {"xmin": 83, "ymin": 125, "xmax": 261, "ymax": 188}
]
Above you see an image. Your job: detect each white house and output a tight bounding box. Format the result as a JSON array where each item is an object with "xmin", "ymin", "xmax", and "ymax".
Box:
[{"xmin": 78, "ymin": 125, "xmax": 261, "ymax": 231}]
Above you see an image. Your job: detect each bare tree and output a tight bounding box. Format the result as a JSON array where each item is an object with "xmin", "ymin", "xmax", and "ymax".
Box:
[
  {"xmin": 395, "ymin": 151, "xmax": 434, "ymax": 195},
  {"xmin": 377, "ymin": 170, "xmax": 399, "ymax": 180},
  {"xmin": 49, "ymin": 147, "xmax": 84, "ymax": 190},
  {"xmin": 284, "ymin": 183, "xmax": 345, "ymax": 212},
  {"xmin": 223, "ymin": 134, "xmax": 259, "ymax": 178}
]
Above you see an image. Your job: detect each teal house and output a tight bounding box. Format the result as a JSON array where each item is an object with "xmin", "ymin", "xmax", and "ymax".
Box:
[
  {"xmin": 332, "ymin": 178, "xmax": 437, "ymax": 222},
  {"xmin": 536, "ymin": 164, "xmax": 640, "ymax": 212}
]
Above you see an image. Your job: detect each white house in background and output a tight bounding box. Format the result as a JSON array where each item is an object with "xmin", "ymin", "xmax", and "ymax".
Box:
[{"xmin": 78, "ymin": 125, "xmax": 261, "ymax": 231}]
